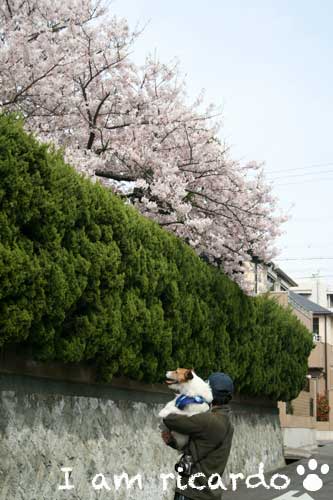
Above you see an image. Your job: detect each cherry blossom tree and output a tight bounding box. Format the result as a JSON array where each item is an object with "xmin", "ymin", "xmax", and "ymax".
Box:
[{"xmin": 0, "ymin": 0, "xmax": 285, "ymax": 287}]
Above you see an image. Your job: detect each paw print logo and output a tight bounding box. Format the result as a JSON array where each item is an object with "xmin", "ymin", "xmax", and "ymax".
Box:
[{"xmin": 297, "ymin": 458, "xmax": 329, "ymax": 492}]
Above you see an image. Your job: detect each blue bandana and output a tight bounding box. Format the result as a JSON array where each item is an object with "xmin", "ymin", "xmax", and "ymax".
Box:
[{"xmin": 175, "ymin": 394, "xmax": 208, "ymax": 410}]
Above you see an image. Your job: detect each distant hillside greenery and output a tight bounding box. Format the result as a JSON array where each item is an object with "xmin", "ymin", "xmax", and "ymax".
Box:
[{"xmin": 0, "ymin": 115, "xmax": 313, "ymax": 401}]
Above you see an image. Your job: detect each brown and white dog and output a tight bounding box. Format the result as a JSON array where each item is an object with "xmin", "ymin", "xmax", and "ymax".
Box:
[{"xmin": 159, "ymin": 368, "xmax": 213, "ymax": 449}]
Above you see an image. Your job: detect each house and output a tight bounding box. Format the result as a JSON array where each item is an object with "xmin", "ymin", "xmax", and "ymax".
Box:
[
  {"xmin": 244, "ymin": 260, "xmax": 298, "ymax": 295},
  {"xmin": 289, "ymin": 292, "xmax": 333, "ymax": 439},
  {"xmin": 246, "ymin": 260, "xmax": 333, "ymax": 448},
  {"xmin": 270, "ymin": 286, "xmax": 333, "ymax": 447},
  {"xmin": 270, "ymin": 291, "xmax": 318, "ymax": 451},
  {"xmin": 292, "ymin": 275, "xmax": 333, "ymax": 313},
  {"xmin": 291, "ymin": 277, "xmax": 333, "ymax": 441}
]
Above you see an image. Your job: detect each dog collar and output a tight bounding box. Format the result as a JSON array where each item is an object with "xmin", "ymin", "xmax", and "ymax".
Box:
[{"xmin": 175, "ymin": 394, "xmax": 208, "ymax": 410}]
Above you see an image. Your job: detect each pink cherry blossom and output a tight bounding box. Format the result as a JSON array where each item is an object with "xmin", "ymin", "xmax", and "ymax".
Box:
[{"xmin": 0, "ymin": 0, "xmax": 286, "ymax": 288}]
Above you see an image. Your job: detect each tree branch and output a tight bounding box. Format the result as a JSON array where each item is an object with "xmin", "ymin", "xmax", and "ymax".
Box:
[{"xmin": 95, "ymin": 170, "xmax": 137, "ymax": 182}]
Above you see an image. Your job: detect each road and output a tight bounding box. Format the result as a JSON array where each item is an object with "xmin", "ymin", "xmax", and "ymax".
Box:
[{"xmin": 223, "ymin": 444, "xmax": 333, "ymax": 500}]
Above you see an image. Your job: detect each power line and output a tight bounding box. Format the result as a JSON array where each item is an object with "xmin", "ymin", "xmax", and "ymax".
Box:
[
  {"xmin": 277, "ymin": 258, "xmax": 333, "ymax": 261},
  {"xmin": 275, "ymin": 176, "xmax": 333, "ymax": 187},
  {"xmin": 288, "ymin": 216, "xmax": 332, "ymax": 221},
  {"xmin": 269, "ymin": 168, "xmax": 333, "ymax": 180},
  {"xmin": 266, "ymin": 161, "xmax": 333, "ymax": 174},
  {"xmin": 291, "ymin": 275, "xmax": 333, "ymax": 279}
]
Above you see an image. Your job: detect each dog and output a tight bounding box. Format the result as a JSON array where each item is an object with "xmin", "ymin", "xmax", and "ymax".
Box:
[{"xmin": 159, "ymin": 368, "xmax": 213, "ymax": 449}]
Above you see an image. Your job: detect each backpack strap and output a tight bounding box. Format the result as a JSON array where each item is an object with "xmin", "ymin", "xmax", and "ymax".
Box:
[{"xmin": 191, "ymin": 437, "xmax": 222, "ymax": 466}]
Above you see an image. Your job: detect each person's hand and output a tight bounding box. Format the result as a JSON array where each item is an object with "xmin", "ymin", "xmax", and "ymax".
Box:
[{"xmin": 161, "ymin": 430, "xmax": 172, "ymax": 445}]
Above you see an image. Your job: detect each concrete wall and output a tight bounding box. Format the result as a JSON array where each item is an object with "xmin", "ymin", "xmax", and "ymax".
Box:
[
  {"xmin": 0, "ymin": 359, "xmax": 285, "ymax": 500},
  {"xmin": 316, "ymin": 420, "xmax": 333, "ymax": 441},
  {"xmin": 282, "ymin": 427, "xmax": 317, "ymax": 450}
]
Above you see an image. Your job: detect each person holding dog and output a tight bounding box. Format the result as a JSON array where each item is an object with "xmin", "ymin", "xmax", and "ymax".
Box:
[{"xmin": 162, "ymin": 372, "xmax": 234, "ymax": 500}]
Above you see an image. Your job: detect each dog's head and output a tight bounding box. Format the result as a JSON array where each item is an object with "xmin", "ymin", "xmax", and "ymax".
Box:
[
  {"xmin": 165, "ymin": 368, "xmax": 213, "ymax": 402},
  {"xmin": 165, "ymin": 368, "xmax": 194, "ymax": 391}
]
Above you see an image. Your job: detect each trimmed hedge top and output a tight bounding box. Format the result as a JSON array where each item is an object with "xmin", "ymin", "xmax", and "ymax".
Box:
[{"xmin": 0, "ymin": 115, "xmax": 313, "ymax": 400}]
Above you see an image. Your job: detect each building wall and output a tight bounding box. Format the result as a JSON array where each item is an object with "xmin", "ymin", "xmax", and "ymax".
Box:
[
  {"xmin": 244, "ymin": 262, "xmax": 296, "ymax": 296},
  {"xmin": 0, "ymin": 365, "xmax": 285, "ymax": 500},
  {"xmin": 291, "ymin": 390, "xmax": 314, "ymax": 418},
  {"xmin": 292, "ymin": 276, "xmax": 333, "ymax": 314},
  {"xmin": 309, "ymin": 342, "xmax": 326, "ymax": 373},
  {"xmin": 269, "ymin": 291, "xmax": 313, "ymax": 331},
  {"xmin": 243, "ymin": 261, "xmax": 269, "ymax": 294},
  {"xmin": 293, "ymin": 278, "xmax": 328, "ymax": 309},
  {"xmin": 269, "ymin": 291, "xmax": 289, "ymax": 307},
  {"xmin": 317, "ymin": 315, "xmax": 333, "ymax": 345}
]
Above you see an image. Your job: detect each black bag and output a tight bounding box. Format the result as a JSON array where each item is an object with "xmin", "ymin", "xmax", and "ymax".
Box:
[{"xmin": 174, "ymin": 453, "xmax": 194, "ymax": 476}]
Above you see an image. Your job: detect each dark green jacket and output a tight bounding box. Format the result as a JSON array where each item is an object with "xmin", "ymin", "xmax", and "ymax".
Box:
[{"xmin": 164, "ymin": 406, "xmax": 233, "ymax": 500}]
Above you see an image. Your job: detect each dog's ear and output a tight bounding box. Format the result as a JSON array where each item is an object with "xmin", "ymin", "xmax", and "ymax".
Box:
[{"xmin": 185, "ymin": 369, "xmax": 194, "ymax": 380}]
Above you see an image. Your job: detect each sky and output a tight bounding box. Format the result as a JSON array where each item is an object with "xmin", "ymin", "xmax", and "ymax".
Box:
[{"xmin": 111, "ymin": 0, "xmax": 333, "ymax": 287}]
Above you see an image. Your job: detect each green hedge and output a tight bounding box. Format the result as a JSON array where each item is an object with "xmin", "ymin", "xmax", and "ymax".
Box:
[{"xmin": 0, "ymin": 115, "xmax": 313, "ymax": 400}]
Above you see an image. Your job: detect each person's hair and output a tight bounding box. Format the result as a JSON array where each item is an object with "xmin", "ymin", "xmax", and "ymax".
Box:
[{"xmin": 212, "ymin": 393, "xmax": 232, "ymax": 406}]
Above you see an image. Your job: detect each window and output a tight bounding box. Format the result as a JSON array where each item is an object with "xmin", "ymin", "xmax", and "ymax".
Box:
[
  {"xmin": 313, "ymin": 317, "xmax": 320, "ymax": 342},
  {"xmin": 327, "ymin": 294, "xmax": 333, "ymax": 308},
  {"xmin": 267, "ymin": 275, "xmax": 275, "ymax": 291},
  {"xmin": 286, "ymin": 401, "xmax": 293, "ymax": 415}
]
